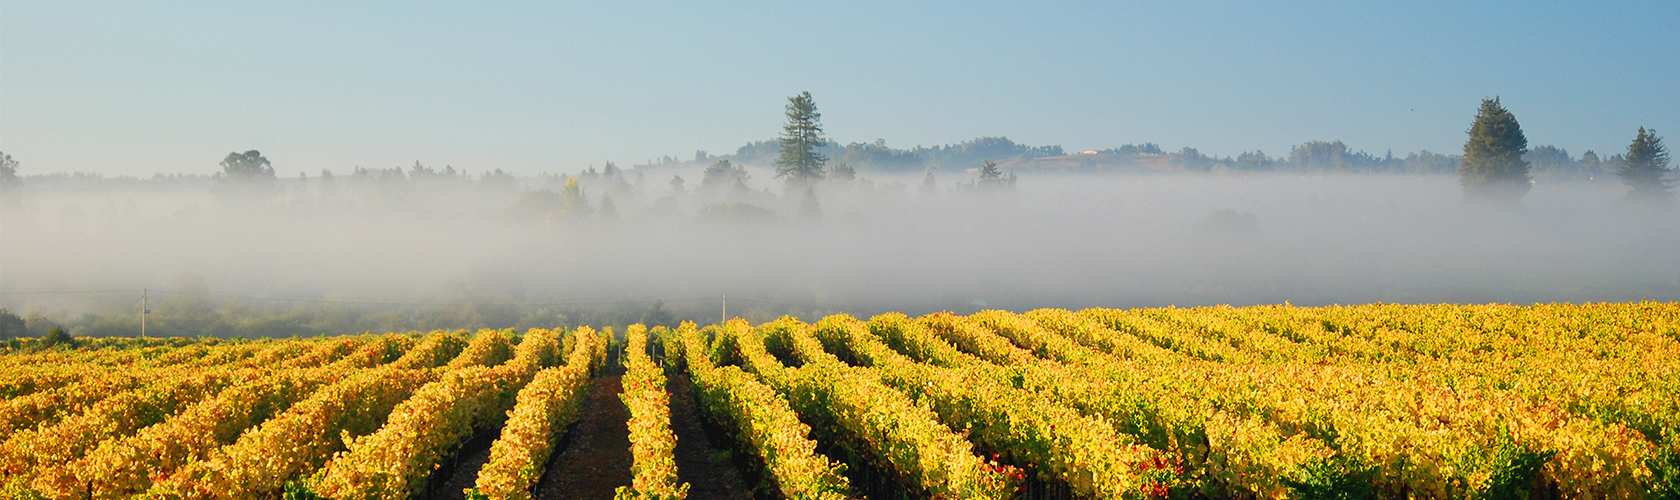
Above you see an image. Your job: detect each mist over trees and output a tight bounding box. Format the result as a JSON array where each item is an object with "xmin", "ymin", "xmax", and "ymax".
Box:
[
  {"xmin": 0, "ymin": 153, "xmax": 18, "ymax": 188},
  {"xmin": 1619, "ymin": 127, "xmax": 1673, "ymax": 203},
  {"xmin": 0, "ymin": 309, "xmax": 23, "ymax": 338},
  {"xmin": 699, "ymin": 160, "xmax": 750, "ymax": 194},
  {"xmin": 2, "ymin": 93, "xmax": 1677, "ymax": 341},
  {"xmin": 956, "ymin": 160, "xmax": 1017, "ymax": 192},
  {"xmin": 218, "ymin": 150, "xmax": 276, "ymax": 179},
  {"xmin": 1458, "ymin": 97, "xmax": 1533, "ymax": 203}
]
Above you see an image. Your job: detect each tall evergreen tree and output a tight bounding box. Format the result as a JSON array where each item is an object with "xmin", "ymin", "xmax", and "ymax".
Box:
[
  {"xmin": 774, "ymin": 91, "xmax": 827, "ymax": 186},
  {"xmin": 1618, "ymin": 127, "xmax": 1673, "ymax": 202},
  {"xmin": 1458, "ymin": 97, "xmax": 1531, "ymax": 202}
]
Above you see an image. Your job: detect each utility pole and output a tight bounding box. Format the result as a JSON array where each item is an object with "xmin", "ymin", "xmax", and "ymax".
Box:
[
  {"xmin": 722, "ymin": 293, "xmax": 727, "ymax": 324},
  {"xmin": 141, "ymin": 288, "xmax": 148, "ymax": 338}
]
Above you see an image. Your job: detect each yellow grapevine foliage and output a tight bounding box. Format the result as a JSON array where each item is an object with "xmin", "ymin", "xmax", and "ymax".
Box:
[
  {"xmin": 385, "ymin": 331, "xmax": 470, "ymax": 370},
  {"xmin": 614, "ymin": 324, "xmax": 690, "ymax": 500},
  {"xmin": 0, "ymin": 336, "xmax": 367, "ymax": 497},
  {"xmin": 33, "ymin": 335, "xmax": 413, "ymax": 499},
  {"xmin": 0, "ymin": 302, "xmax": 1674, "ymax": 499},
  {"xmin": 934, "ymin": 311, "xmax": 1325, "ymax": 499},
  {"xmin": 152, "ymin": 371, "xmax": 435, "ymax": 499},
  {"xmin": 299, "ymin": 330, "xmax": 548, "ymax": 500},
  {"xmin": 673, "ymin": 323, "xmax": 850, "ymax": 500},
  {"xmin": 723, "ymin": 318, "xmax": 1018, "ymax": 499},
  {"xmin": 1065, "ymin": 305, "xmax": 1668, "ymax": 498},
  {"xmin": 149, "ymin": 332, "xmax": 462, "ymax": 499},
  {"xmin": 469, "ymin": 328, "xmax": 600, "ymax": 500},
  {"xmin": 822, "ymin": 315, "xmax": 1173, "ymax": 500},
  {"xmin": 0, "ymin": 371, "xmax": 241, "ymax": 494},
  {"xmin": 989, "ymin": 310, "xmax": 1340, "ymax": 498},
  {"xmin": 447, "ymin": 329, "xmax": 516, "ymax": 369},
  {"xmin": 0, "ymin": 337, "xmax": 321, "ymax": 442}
]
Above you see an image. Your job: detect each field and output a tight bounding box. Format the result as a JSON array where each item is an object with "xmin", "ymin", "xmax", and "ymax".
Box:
[{"xmin": 1, "ymin": 303, "xmax": 1677, "ymax": 500}]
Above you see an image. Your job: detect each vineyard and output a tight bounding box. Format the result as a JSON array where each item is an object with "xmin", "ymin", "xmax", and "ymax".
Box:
[{"xmin": 1, "ymin": 302, "xmax": 1677, "ymax": 499}]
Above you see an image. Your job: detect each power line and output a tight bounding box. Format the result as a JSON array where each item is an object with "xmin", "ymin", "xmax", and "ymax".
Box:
[
  {"xmin": 0, "ymin": 286, "xmax": 853, "ymax": 311},
  {"xmin": 0, "ymin": 287, "xmax": 144, "ymax": 294}
]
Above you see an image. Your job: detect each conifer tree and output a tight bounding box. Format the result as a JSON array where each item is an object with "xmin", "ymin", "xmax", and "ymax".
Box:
[
  {"xmin": 774, "ymin": 91, "xmax": 827, "ymax": 186},
  {"xmin": 1581, "ymin": 150, "xmax": 1602, "ymax": 177},
  {"xmin": 1618, "ymin": 127, "xmax": 1673, "ymax": 202},
  {"xmin": 1458, "ymin": 97, "xmax": 1531, "ymax": 202},
  {"xmin": 978, "ymin": 160, "xmax": 1004, "ymax": 183}
]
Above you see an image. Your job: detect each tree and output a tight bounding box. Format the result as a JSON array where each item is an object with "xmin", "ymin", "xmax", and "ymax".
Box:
[
  {"xmin": 966, "ymin": 160, "xmax": 1017, "ymax": 191},
  {"xmin": 0, "ymin": 308, "xmax": 24, "ymax": 340},
  {"xmin": 1618, "ymin": 127, "xmax": 1673, "ymax": 202},
  {"xmin": 1525, "ymin": 145, "xmax": 1574, "ymax": 178},
  {"xmin": 1581, "ymin": 150, "xmax": 1603, "ymax": 178},
  {"xmin": 1236, "ymin": 151, "xmax": 1274, "ymax": 171},
  {"xmin": 978, "ymin": 160, "xmax": 1004, "ymax": 183},
  {"xmin": 829, "ymin": 161, "xmax": 856, "ymax": 181},
  {"xmin": 640, "ymin": 301, "xmax": 675, "ymax": 328},
  {"xmin": 213, "ymin": 150, "xmax": 279, "ymax": 205},
  {"xmin": 480, "ymin": 169, "xmax": 519, "ymax": 191},
  {"xmin": 920, "ymin": 168, "xmax": 938, "ymax": 197},
  {"xmin": 774, "ymin": 91, "xmax": 828, "ymax": 186},
  {"xmin": 558, "ymin": 177, "xmax": 593, "ymax": 219},
  {"xmin": 42, "ymin": 326, "xmax": 75, "ymax": 349},
  {"xmin": 701, "ymin": 160, "xmax": 749, "ymax": 193},
  {"xmin": 1459, "ymin": 97, "xmax": 1531, "ymax": 202},
  {"xmin": 598, "ymin": 193, "xmax": 618, "ymax": 220},
  {"xmin": 1171, "ymin": 146, "xmax": 1232, "ymax": 172},
  {"xmin": 219, "ymin": 150, "xmax": 275, "ymax": 179},
  {"xmin": 509, "ymin": 189, "xmax": 562, "ymax": 221},
  {"xmin": 0, "ymin": 152, "xmax": 18, "ymax": 186}
]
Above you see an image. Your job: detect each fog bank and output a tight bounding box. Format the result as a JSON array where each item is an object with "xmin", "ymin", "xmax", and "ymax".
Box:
[{"xmin": 2, "ymin": 170, "xmax": 1675, "ymax": 335}]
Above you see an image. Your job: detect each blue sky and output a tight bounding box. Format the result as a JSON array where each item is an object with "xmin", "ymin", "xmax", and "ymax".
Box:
[{"xmin": 2, "ymin": 1, "xmax": 1676, "ymax": 176}]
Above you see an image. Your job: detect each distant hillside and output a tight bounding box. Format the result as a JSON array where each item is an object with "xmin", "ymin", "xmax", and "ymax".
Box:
[
  {"xmin": 624, "ymin": 136, "xmax": 1615, "ymax": 179},
  {"xmin": 993, "ymin": 152, "xmax": 1179, "ymax": 173}
]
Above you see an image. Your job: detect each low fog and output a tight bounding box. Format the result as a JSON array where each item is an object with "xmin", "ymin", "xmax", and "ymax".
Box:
[{"xmin": 1, "ymin": 166, "xmax": 1676, "ymax": 337}]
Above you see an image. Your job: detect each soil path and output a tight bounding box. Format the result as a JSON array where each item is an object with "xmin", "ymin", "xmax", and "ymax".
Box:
[
  {"xmin": 427, "ymin": 427, "xmax": 500, "ymax": 500},
  {"xmin": 534, "ymin": 374, "xmax": 632, "ymax": 500},
  {"xmin": 666, "ymin": 373, "xmax": 751, "ymax": 500},
  {"xmin": 530, "ymin": 342, "xmax": 750, "ymax": 500}
]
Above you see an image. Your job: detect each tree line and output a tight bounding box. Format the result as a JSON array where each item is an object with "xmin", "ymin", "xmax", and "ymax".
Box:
[
  {"xmin": 746, "ymin": 92, "xmax": 1673, "ymax": 204},
  {"xmin": 2, "ymin": 94, "xmax": 1668, "ymax": 203},
  {"xmin": 1457, "ymin": 97, "xmax": 1671, "ymax": 205}
]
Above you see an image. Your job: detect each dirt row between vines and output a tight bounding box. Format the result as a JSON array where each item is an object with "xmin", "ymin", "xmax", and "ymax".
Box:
[{"xmin": 426, "ymin": 354, "xmax": 750, "ymax": 500}]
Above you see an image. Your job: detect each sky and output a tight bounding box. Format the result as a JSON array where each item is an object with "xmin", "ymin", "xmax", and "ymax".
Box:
[{"xmin": 2, "ymin": 0, "xmax": 1677, "ymax": 177}]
